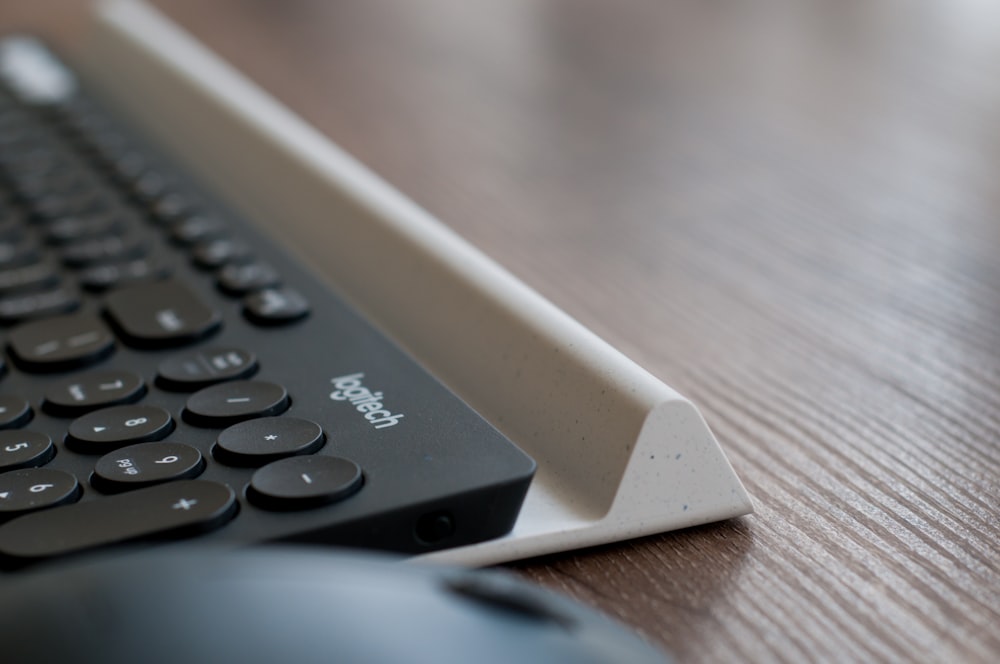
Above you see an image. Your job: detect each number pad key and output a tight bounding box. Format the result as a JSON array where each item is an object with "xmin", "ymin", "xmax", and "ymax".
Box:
[
  {"xmin": 43, "ymin": 370, "xmax": 146, "ymax": 416},
  {"xmin": 66, "ymin": 405, "xmax": 174, "ymax": 453},
  {"xmin": 0, "ymin": 431, "xmax": 53, "ymax": 472},
  {"xmin": 214, "ymin": 417, "xmax": 324, "ymax": 466},
  {"xmin": 92, "ymin": 442, "xmax": 204, "ymax": 492},
  {"xmin": 248, "ymin": 456, "xmax": 363, "ymax": 511},
  {"xmin": 183, "ymin": 380, "xmax": 289, "ymax": 427},
  {"xmin": 0, "ymin": 396, "xmax": 33, "ymax": 429},
  {"xmin": 0, "ymin": 468, "xmax": 80, "ymax": 519}
]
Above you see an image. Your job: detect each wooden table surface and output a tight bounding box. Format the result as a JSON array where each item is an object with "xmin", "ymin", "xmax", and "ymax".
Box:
[{"xmin": 4, "ymin": 1, "xmax": 999, "ymax": 661}]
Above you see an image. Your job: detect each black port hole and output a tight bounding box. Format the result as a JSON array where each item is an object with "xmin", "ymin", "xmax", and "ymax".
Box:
[{"xmin": 414, "ymin": 511, "xmax": 455, "ymax": 545}]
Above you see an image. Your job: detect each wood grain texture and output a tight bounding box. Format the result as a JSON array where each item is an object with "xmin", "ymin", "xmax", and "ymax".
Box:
[{"xmin": 7, "ymin": 0, "xmax": 1000, "ymax": 661}]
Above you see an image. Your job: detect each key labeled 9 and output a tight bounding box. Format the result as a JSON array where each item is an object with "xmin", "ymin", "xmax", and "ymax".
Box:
[{"xmin": 93, "ymin": 442, "xmax": 204, "ymax": 492}]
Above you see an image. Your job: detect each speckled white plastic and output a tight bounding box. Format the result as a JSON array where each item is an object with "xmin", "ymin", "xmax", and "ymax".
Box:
[{"xmin": 81, "ymin": 0, "xmax": 752, "ymax": 566}]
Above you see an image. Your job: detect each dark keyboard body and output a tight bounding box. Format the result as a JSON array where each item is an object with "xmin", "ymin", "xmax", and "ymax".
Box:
[{"xmin": 0, "ymin": 38, "xmax": 535, "ymax": 568}]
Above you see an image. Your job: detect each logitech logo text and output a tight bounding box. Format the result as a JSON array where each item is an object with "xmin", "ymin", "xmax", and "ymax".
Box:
[{"xmin": 330, "ymin": 373, "xmax": 404, "ymax": 429}]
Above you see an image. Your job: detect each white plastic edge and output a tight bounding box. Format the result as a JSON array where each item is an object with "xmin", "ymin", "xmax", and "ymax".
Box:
[{"xmin": 80, "ymin": 0, "xmax": 752, "ymax": 566}]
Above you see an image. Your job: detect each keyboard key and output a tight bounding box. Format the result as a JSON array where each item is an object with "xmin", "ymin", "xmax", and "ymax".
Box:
[
  {"xmin": 66, "ymin": 404, "xmax": 174, "ymax": 453},
  {"xmin": 7, "ymin": 313, "xmax": 114, "ymax": 371},
  {"xmin": 217, "ymin": 261, "xmax": 280, "ymax": 295},
  {"xmin": 169, "ymin": 215, "xmax": 226, "ymax": 245},
  {"xmin": 0, "ymin": 238, "xmax": 41, "ymax": 270},
  {"xmin": 243, "ymin": 287, "xmax": 310, "ymax": 326},
  {"xmin": 156, "ymin": 346, "xmax": 257, "ymax": 391},
  {"xmin": 0, "ymin": 396, "xmax": 33, "ymax": 429},
  {"xmin": 29, "ymin": 190, "xmax": 109, "ymax": 222},
  {"xmin": 131, "ymin": 171, "xmax": 169, "ymax": 202},
  {"xmin": 184, "ymin": 380, "xmax": 289, "ymax": 427},
  {"xmin": 43, "ymin": 370, "xmax": 145, "ymax": 416},
  {"xmin": 0, "ymin": 285, "xmax": 80, "ymax": 324},
  {"xmin": 59, "ymin": 234, "xmax": 147, "ymax": 267},
  {"xmin": 247, "ymin": 455, "xmax": 363, "ymax": 510},
  {"xmin": 214, "ymin": 417, "xmax": 325, "ymax": 466},
  {"xmin": 10, "ymin": 169, "xmax": 90, "ymax": 202},
  {"xmin": 104, "ymin": 279, "xmax": 222, "ymax": 348},
  {"xmin": 150, "ymin": 192, "xmax": 194, "ymax": 224},
  {"xmin": 0, "ymin": 480, "xmax": 236, "ymax": 562},
  {"xmin": 77, "ymin": 256, "xmax": 170, "ymax": 292},
  {"xmin": 0, "ymin": 468, "xmax": 80, "ymax": 519},
  {"xmin": 0, "ymin": 261, "xmax": 60, "ymax": 294},
  {"xmin": 92, "ymin": 442, "xmax": 204, "ymax": 491},
  {"xmin": 0, "ymin": 431, "xmax": 53, "ymax": 471},
  {"xmin": 0, "ymin": 211, "xmax": 25, "ymax": 240},
  {"xmin": 191, "ymin": 238, "xmax": 252, "ymax": 269},
  {"xmin": 106, "ymin": 150, "xmax": 145, "ymax": 183},
  {"xmin": 42, "ymin": 211, "xmax": 125, "ymax": 245},
  {"xmin": 5, "ymin": 150, "xmax": 61, "ymax": 179}
]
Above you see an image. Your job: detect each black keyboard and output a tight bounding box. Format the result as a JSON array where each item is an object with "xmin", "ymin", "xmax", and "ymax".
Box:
[{"xmin": 0, "ymin": 38, "xmax": 535, "ymax": 568}]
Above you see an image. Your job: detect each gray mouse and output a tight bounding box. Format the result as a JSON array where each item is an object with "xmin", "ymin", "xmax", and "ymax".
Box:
[{"xmin": 0, "ymin": 546, "xmax": 670, "ymax": 663}]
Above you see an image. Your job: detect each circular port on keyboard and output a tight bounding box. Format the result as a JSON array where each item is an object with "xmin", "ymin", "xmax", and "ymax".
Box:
[{"xmin": 415, "ymin": 511, "xmax": 456, "ymax": 545}]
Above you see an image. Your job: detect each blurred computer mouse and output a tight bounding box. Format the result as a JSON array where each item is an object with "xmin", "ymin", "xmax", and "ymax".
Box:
[{"xmin": 0, "ymin": 546, "xmax": 670, "ymax": 664}]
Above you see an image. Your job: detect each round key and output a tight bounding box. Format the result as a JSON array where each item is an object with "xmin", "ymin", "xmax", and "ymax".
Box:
[
  {"xmin": 150, "ymin": 192, "xmax": 195, "ymax": 224},
  {"xmin": 0, "ymin": 238, "xmax": 41, "ymax": 270},
  {"xmin": 78, "ymin": 257, "xmax": 170, "ymax": 292},
  {"xmin": 0, "ymin": 285, "xmax": 81, "ymax": 325},
  {"xmin": 66, "ymin": 405, "xmax": 174, "ymax": 454},
  {"xmin": 43, "ymin": 370, "xmax": 145, "ymax": 416},
  {"xmin": 7, "ymin": 313, "xmax": 115, "ymax": 372},
  {"xmin": 0, "ymin": 468, "xmax": 80, "ymax": 518},
  {"xmin": 183, "ymin": 380, "xmax": 289, "ymax": 427},
  {"xmin": 214, "ymin": 417, "xmax": 324, "ymax": 466},
  {"xmin": 243, "ymin": 287, "xmax": 310, "ymax": 326},
  {"xmin": 217, "ymin": 261, "xmax": 280, "ymax": 295},
  {"xmin": 0, "ymin": 211, "xmax": 25, "ymax": 241},
  {"xmin": 0, "ymin": 431, "xmax": 53, "ymax": 471},
  {"xmin": 93, "ymin": 442, "xmax": 204, "ymax": 492},
  {"xmin": 132, "ymin": 171, "xmax": 169, "ymax": 202},
  {"xmin": 59, "ymin": 235, "xmax": 147, "ymax": 268},
  {"xmin": 0, "ymin": 395, "xmax": 32, "ymax": 429},
  {"xmin": 192, "ymin": 238, "xmax": 251, "ymax": 269},
  {"xmin": 0, "ymin": 260, "xmax": 59, "ymax": 292},
  {"xmin": 247, "ymin": 455, "xmax": 363, "ymax": 510},
  {"xmin": 43, "ymin": 211, "xmax": 124, "ymax": 245},
  {"xmin": 169, "ymin": 215, "xmax": 226, "ymax": 246},
  {"xmin": 156, "ymin": 347, "xmax": 257, "ymax": 391}
]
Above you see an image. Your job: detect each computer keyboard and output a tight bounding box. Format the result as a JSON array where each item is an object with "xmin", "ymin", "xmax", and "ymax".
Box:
[{"xmin": 0, "ymin": 38, "xmax": 535, "ymax": 568}]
